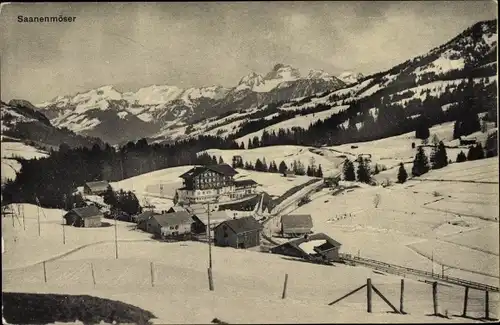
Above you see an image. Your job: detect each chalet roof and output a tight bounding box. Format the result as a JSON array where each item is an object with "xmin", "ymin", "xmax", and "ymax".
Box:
[
  {"xmin": 193, "ymin": 210, "xmax": 234, "ymax": 226},
  {"xmin": 168, "ymin": 206, "xmax": 187, "ymax": 213},
  {"xmin": 234, "ymin": 179, "xmax": 258, "ymax": 187},
  {"xmin": 270, "ymin": 233, "xmax": 341, "ymax": 256},
  {"xmin": 85, "ymin": 181, "xmax": 110, "ymax": 192},
  {"xmin": 152, "ymin": 211, "xmax": 193, "ymax": 228},
  {"xmin": 179, "ymin": 164, "xmax": 238, "ymax": 179},
  {"xmin": 281, "ymin": 214, "xmax": 313, "ymax": 230},
  {"xmin": 215, "ymin": 216, "xmax": 262, "ymax": 234},
  {"xmin": 135, "ymin": 210, "xmax": 157, "ymax": 222},
  {"xmin": 66, "ymin": 205, "xmax": 102, "ymax": 219}
]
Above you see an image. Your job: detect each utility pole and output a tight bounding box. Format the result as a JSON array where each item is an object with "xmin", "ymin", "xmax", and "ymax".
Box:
[
  {"xmin": 114, "ymin": 216, "xmax": 118, "ymax": 259},
  {"xmin": 207, "ymin": 201, "xmax": 212, "ymax": 269},
  {"xmin": 431, "ymin": 251, "xmax": 434, "ymax": 276}
]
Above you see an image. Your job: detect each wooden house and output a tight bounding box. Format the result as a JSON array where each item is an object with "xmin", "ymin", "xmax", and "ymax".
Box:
[
  {"xmin": 213, "ymin": 216, "xmax": 263, "ymax": 249},
  {"xmin": 138, "ymin": 211, "xmax": 194, "ymax": 238},
  {"xmin": 270, "ymin": 233, "xmax": 342, "ymax": 263},
  {"xmin": 64, "ymin": 206, "xmax": 102, "ymax": 228},
  {"xmin": 83, "ymin": 181, "xmax": 111, "ymax": 195},
  {"xmin": 280, "ymin": 214, "xmax": 313, "ymax": 237},
  {"xmin": 283, "ymin": 170, "xmax": 295, "ymax": 178}
]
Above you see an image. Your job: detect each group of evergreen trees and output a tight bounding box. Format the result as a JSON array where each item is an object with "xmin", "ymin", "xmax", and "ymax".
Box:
[
  {"xmin": 232, "ymin": 155, "xmax": 323, "ymax": 177},
  {"xmin": 342, "ymin": 158, "xmax": 372, "ymax": 184},
  {"xmin": 103, "ymin": 188, "xmax": 142, "ymax": 215}
]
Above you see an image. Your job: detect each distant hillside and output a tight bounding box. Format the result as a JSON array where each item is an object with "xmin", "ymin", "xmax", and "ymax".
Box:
[
  {"xmin": 1, "ymin": 100, "xmax": 104, "ymax": 149},
  {"xmin": 155, "ymin": 19, "xmax": 497, "ymax": 148}
]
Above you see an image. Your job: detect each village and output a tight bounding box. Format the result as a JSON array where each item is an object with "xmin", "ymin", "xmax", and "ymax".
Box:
[{"xmin": 61, "ymin": 162, "xmax": 341, "ymax": 263}]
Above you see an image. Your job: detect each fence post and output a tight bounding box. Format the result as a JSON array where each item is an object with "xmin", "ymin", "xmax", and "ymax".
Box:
[
  {"xmin": 461, "ymin": 286, "xmax": 469, "ymax": 317},
  {"xmin": 485, "ymin": 290, "xmax": 489, "ymax": 319},
  {"xmin": 43, "ymin": 261, "xmax": 47, "ymax": 283},
  {"xmin": 207, "ymin": 268, "xmax": 214, "ymax": 291},
  {"xmin": 281, "ymin": 273, "xmax": 289, "ymax": 299},
  {"xmin": 400, "ymin": 279, "xmax": 405, "ymax": 314},
  {"xmin": 90, "ymin": 263, "xmax": 96, "ymax": 288},
  {"xmin": 432, "ymin": 281, "xmax": 438, "ymax": 316},
  {"xmin": 367, "ymin": 278, "xmax": 372, "ymax": 313},
  {"xmin": 150, "ymin": 262, "xmax": 155, "ymax": 287}
]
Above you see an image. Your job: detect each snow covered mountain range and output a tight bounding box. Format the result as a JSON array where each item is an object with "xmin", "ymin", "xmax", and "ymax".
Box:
[
  {"xmin": 34, "ymin": 64, "xmax": 346, "ymax": 144},
  {"xmin": 5, "ymin": 19, "xmax": 497, "ymax": 147}
]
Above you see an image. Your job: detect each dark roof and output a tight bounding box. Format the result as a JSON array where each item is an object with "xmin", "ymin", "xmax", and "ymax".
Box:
[
  {"xmin": 180, "ymin": 164, "xmax": 238, "ymax": 179},
  {"xmin": 281, "ymin": 214, "xmax": 313, "ymax": 229},
  {"xmin": 168, "ymin": 206, "xmax": 187, "ymax": 213},
  {"xmin": 152, "ymin": 211, "xmax": 193, "ymax": 227},
  {"xmin": 234, "ymin": 179, "xmax": 258, "ymax": 187},
  {"xmin": 135, "ymin": 210, "xmax": 156, "ymax": 222},
  {"xmin": 215, "ymin": 216, "xmax": 262, "ymax": 234},
  {"xmin": 270, "ymin": 233, "xmax": 341, "ymax": 256},
  {"xmin": 66, "ymin": 205, "xmax": 102, "ymax": 219},
  {"xmin": 85, "ymin": 181, "xmax": 110, "ymax": 191}
]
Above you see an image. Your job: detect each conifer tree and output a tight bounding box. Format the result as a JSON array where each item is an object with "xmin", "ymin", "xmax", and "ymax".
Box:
[
  {"xmin": 412, "ymin": 146, "xmax": 430, "ymax": 177},
  {"xmin": 218, "ymin": 156, "xmax": 224, "ymax": 164},
  {"xmin": 255, "ymin": 158, "xmax": 263, "ymax": 171},
  {"xmin": 278, "ymin": 161, "xmax": 288, "ymax": 174},
  {"xmin": 397, "ymin": 163, "xmax": 408, "ymax": 183},
  {"xmin": 316, "ymin": 164, "xmax": 323, "ymax": 178},
  {"xmin": 343, "ymin": 159, "xmax": 356, "ymax": 181},
  {"xmin": 456, "ymin": 151, "xmax": 467, "ymax": 163},
  {"xmin": 357, "ymin": 159, "xmax": 371, "ymax": 183},
  {"xmin": 306, "ymin": 165, "xmax": 313, "ymax": 177}
]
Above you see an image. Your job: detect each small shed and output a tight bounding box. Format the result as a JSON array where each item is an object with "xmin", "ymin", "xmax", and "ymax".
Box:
[
  {"xmin": 64, "ymin": 206, "xmax": 102, "ymax": 228},
  {"xmin": 140, "ymin": 211, "xmax": 193, "ymax": 238},
  {"xmin": 83, "ymin": 181, "xmax": 111, "ymax": 195},
  {"xmin": 280, "ymin": 214, "xmax": 313, "ymax": 237},
  {"xmin": 213, "ymin": 216, "xmax": 262, "ymax": 249},
  {"xmin": 283, "ymin": 170, "xmax": 295, "ymax": 178}
]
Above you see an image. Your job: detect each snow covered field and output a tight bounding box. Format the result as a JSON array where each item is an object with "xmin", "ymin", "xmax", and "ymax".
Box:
[
  {"xmin": 1, "ymin": 140, "xmax": 48, "ymax": 183},
  {"xmin": 3, "ymin": 239, "xmax": 497, "ymax": 323},
  {"xmin": 204, "ymin": 145, "xmax": 345, "ymax": 178},
  {"xmin": 291, "ymin": 157, "xmax": 499, "ymax": 287}
]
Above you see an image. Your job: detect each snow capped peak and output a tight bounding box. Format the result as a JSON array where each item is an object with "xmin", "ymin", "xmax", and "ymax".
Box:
[
  {"xmin": 338, "ymin": 71, "xmax": 364, "ymax": 85},
  {"xmin": 264, "ymin": 63, "xmax": 301, "ymax": 81},
  {"xmin": 236, "ymin": 72, "xmax": 265, "ymax": 91},
  {"xmin": 307, "ymin": 69, "xmax": 334, "ymax": 81}
]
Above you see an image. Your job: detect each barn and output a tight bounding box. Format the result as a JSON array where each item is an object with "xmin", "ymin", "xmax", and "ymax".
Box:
[
  {"xmin": 83, "ymin": 181, "xmax": 111, "ymax": 195},
  {"xmin": 63, "ymin": 206, "xmax": 103, "ymax": 228},
  {"xmin": 280, "ymin": 214, "xmax": 313, "ymax": 237},
  {"xmin": 213, "ymin": 216, "xmax": 262, "ymax": 249}
]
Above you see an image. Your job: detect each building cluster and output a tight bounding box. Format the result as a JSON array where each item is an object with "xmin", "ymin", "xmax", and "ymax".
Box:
[{"xmin": 60, "ymin": 164, "xmax": 341, "ymax": 258}]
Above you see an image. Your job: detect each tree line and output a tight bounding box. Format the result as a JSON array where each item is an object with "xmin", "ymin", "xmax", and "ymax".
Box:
[{"xmin": 2, "ymin": 135, "xmax": 240, "ymax": 209}]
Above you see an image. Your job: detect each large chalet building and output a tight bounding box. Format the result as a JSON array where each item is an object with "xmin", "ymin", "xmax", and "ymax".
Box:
[{"xmin": 176, "ymin": 164, "xmax": 258, "ymax": 204}]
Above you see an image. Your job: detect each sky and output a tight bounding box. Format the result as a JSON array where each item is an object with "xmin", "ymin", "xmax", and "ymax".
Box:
[{"xmin": 0, "ymin": 1, "xmax": 497, "ymax": 104}]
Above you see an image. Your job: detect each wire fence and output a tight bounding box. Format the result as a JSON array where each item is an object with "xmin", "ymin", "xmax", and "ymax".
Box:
[{"xmin": 4, "ymin": 258, "xmax": 498, "ymax": 320}]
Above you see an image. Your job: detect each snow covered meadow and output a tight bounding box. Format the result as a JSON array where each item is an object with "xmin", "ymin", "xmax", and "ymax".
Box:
[{"xmin": 1, "ymin": 138, "xmax": 48, "ymax": 184}]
